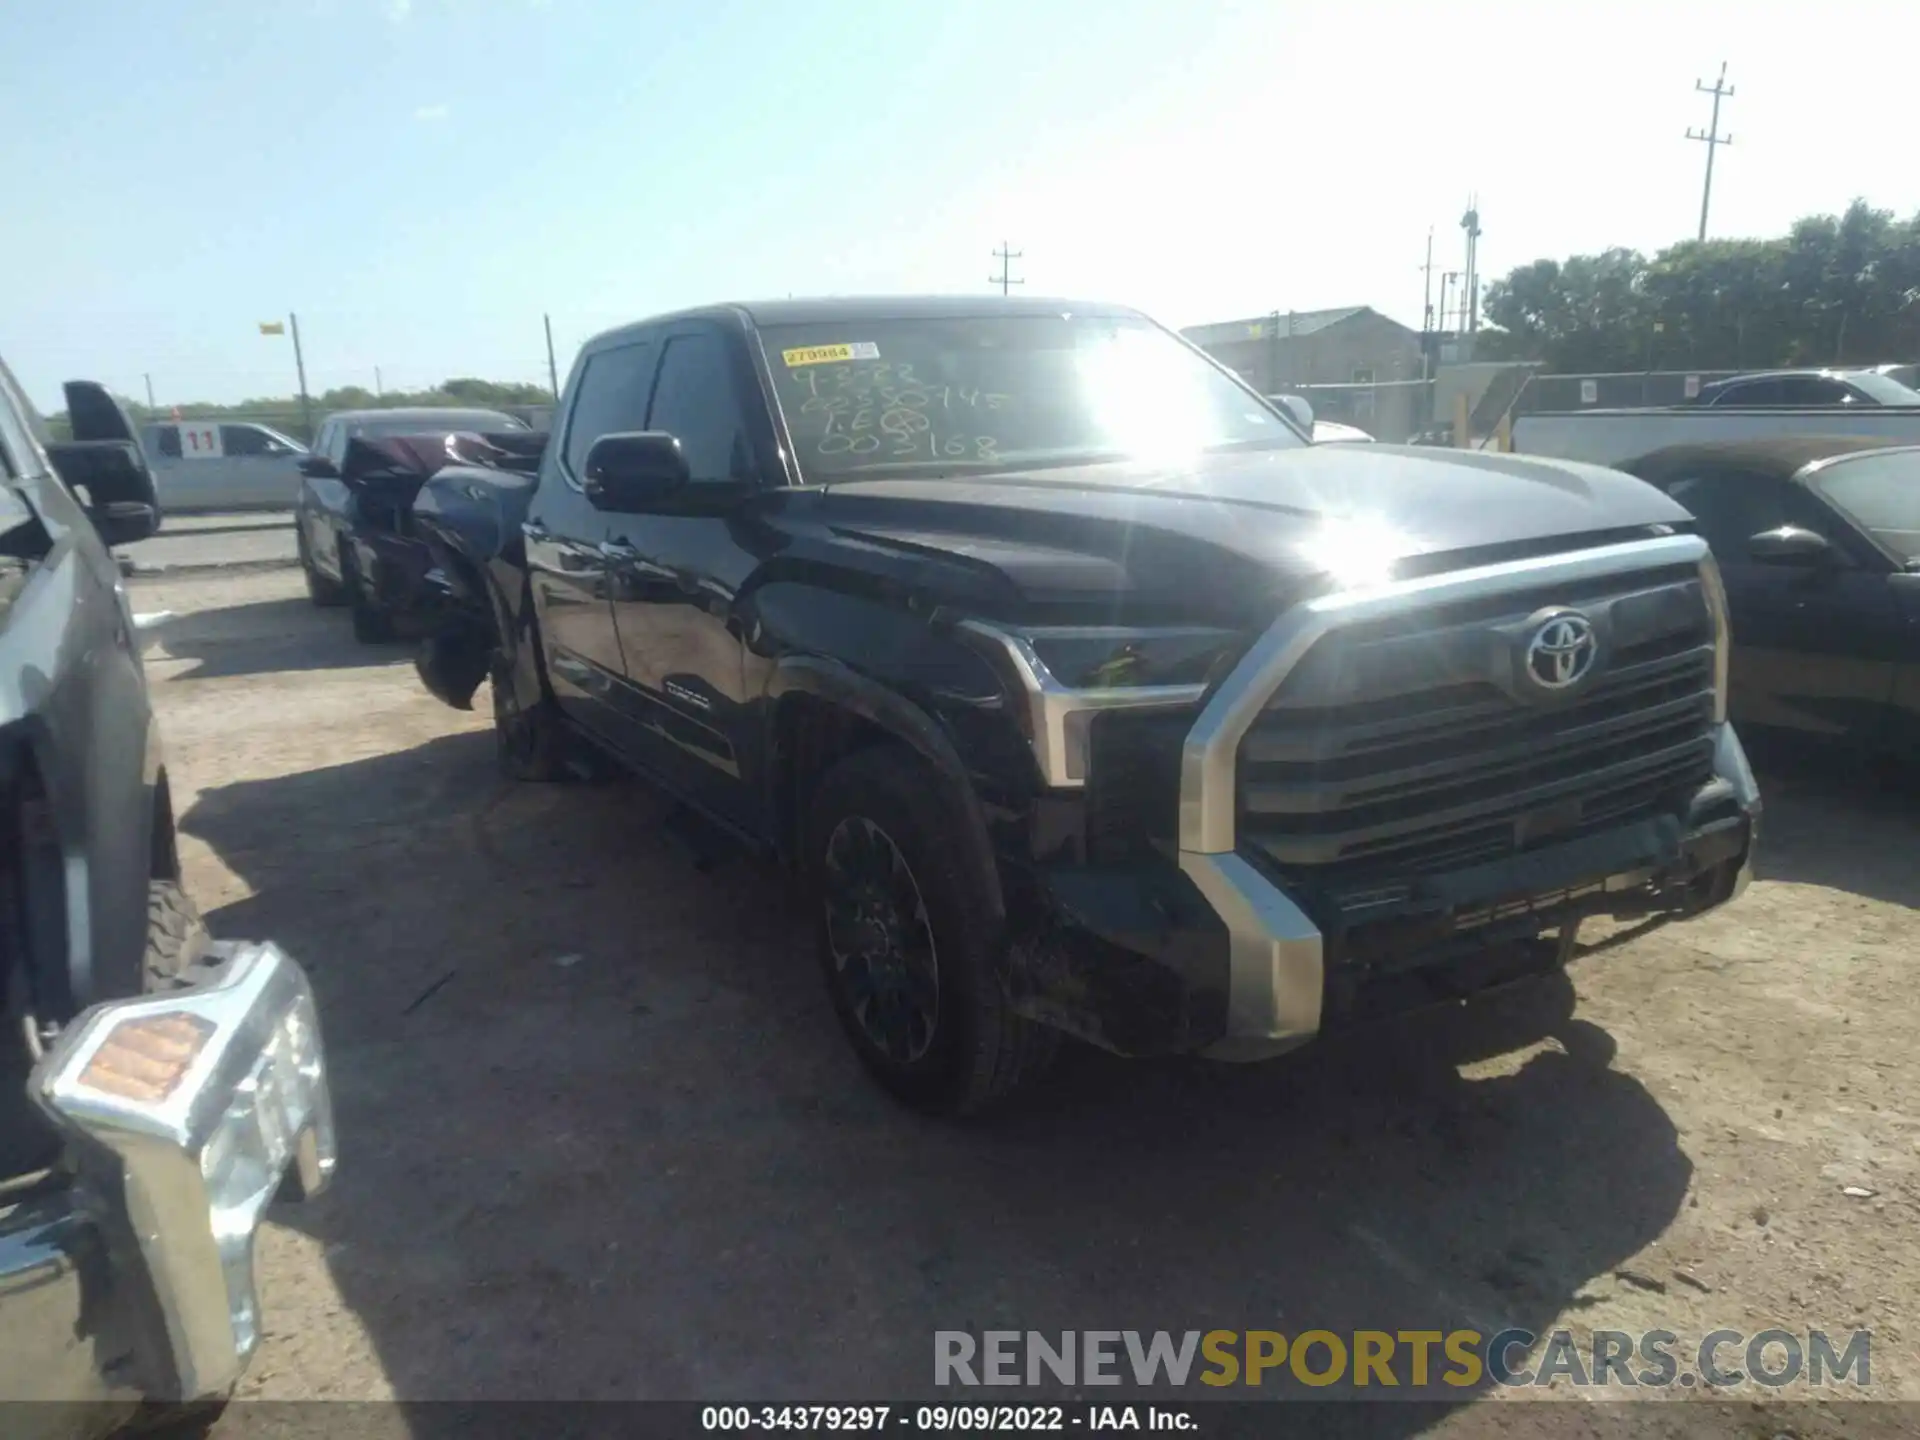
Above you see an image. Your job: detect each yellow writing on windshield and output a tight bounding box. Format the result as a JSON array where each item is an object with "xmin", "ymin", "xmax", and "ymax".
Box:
[{"xmin": 783, "ymin": 342, "xmax": 880, "ymax": 367}]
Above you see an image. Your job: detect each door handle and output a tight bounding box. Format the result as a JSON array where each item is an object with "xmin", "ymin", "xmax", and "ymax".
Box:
[
  {"xmin": 522, "ymin": 520, "xmax": 550, "ymax": 542},
  {"xmin": 600, "ymin": 538, "xmax": 639, "ymax": 563}
]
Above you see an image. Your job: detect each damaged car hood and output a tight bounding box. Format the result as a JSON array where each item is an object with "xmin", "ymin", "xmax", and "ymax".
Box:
[{"xmin": 788, "ymin": 443, "xmax": 1691, "ymax": 623}]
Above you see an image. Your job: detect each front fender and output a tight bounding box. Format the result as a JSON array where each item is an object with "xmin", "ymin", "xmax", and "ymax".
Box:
[{"xmin": 765, "ymin": 655, "xmax": 1006, "ymax": 925}]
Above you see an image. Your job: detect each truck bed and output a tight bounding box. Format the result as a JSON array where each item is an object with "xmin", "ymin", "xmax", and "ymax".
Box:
[{"xmin": 1512, "ymin": 405, "xmax": 1920, "ymax": 469}]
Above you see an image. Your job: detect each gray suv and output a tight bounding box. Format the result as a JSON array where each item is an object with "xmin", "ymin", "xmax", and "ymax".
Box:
[{"xmin": 0, "ymin": 359, "xmax": 335, "ymax": 1434}]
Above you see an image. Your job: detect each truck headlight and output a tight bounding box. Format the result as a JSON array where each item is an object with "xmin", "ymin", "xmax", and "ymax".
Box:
[
  {"xmin": 957, "ymin": 622, "xmax": 1237, "ymax": 787},
  {"xmin": 34, "ymin": 942, "xmax": 335, "ymax": 1400}
]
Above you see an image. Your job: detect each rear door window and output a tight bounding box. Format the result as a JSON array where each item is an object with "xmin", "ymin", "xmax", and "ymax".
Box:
[
  {"xmin": 1778, "ymin": 376, "xmax": 1856, "ymax": 406},
  {"xmin": 1711, "ymin": 379, "xmax": 1785, "ymax": 406}
]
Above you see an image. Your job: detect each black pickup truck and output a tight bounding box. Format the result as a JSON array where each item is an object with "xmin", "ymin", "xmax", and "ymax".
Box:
[{"xmin": 411, "ymin": 296, "xmax": 1761, "ymax": 1115}]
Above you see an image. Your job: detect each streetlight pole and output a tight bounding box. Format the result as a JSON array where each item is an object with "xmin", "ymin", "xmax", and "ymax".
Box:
[{"xmin": 288, "ymin": 313, "xmax": 314, "ymax": 442}]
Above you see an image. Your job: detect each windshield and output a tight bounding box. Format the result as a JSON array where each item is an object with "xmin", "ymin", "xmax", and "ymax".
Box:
[
  {"xmin": 759, "ymin": 314, "xmax": 1303, "ymax": 483},
  {"xmin": 1844, "ymin": 371, "xmax": 1920, "ymax": 405},
  {"xmin": 1812, "ymin": 451, "xmax": 1920, "ymax": 563}
]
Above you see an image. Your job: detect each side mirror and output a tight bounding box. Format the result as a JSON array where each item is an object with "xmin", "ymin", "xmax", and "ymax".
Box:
[
  {"xmin": 583, "ymin": 432, "xmax": 691, "ymax": 512},
  {"xmin": 1274, "ymin": 394, "xmax": 1314, "ymax": 432},
  {"xmin": 61, "ymin": 381, "xmax": 140, "ymax": 445},
  {"xmin": 45, "ymin": 440, "xmax": 162, "ymax": 546},
  {"xmin": 1747, "ymin": 525, "xmax": 1836, "ymax": 566},
  {"xmin": 90, "ymin": 501, "xmax": 161, "ymax": 547},
  {"xmin": 297, "ymin": 455, "xmax": 338, "ymax": 478}
]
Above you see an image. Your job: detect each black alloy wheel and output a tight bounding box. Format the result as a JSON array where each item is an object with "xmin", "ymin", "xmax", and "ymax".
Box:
[{"xmin": 821, "ymin": 815, "xmax": 941, "ymax": 1065}]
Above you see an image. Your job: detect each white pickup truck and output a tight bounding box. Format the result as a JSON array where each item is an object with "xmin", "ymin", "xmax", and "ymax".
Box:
[
  {"xmin": 1512, "ymin": 369, "xmax": 1920, "ymax": 469},
  {"xmin": 141, "ymin": 419, "xmax": 308, "ymax": 511}
]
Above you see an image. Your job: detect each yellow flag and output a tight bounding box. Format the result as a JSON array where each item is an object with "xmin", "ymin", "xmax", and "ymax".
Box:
[{"xmin": 258, "ymin": 321, "xmax": 285, "ymax": 336}]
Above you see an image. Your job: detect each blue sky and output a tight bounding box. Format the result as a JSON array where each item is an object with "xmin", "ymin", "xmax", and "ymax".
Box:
[{"xmin": 3, "ymin": 0, "xmax": 1916, "ymax": 410}]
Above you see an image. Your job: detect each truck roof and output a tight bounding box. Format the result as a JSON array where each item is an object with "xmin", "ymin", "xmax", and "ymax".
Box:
[
  {"xmin": 582, "ymin": 295, "xmax": 1145, "ymax": 350},
  {"xmin": 320, "ymin": 406, "xmax": 519, "ymax": 424}
]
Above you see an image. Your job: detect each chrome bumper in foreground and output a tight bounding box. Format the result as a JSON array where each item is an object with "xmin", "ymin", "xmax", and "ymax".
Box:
[{"xmin": 32, "ymin": 941, "xmax": 335, "ymax": 1402}]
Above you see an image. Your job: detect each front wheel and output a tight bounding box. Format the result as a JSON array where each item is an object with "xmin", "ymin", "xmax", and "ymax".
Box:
[
  {"xmin": 299, "ymin": 526, "xmax": 346, "ymax": 607},
  {"xmin": 804, "ymin": 747, "xmax": 1057, "ymax": 1116},
  {"xmin": 342, "ymin": 551, "xmax": 395, "ymax": 644}
]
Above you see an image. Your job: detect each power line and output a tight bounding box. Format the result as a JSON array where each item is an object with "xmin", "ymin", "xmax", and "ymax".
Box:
[
  {"xmin": 989, "ymin": 241, "xmax": 1024, "ymax": 296},
  {"xmin": 1686, "ymin": 62, "xmax": 1735, "ymax": 242}
]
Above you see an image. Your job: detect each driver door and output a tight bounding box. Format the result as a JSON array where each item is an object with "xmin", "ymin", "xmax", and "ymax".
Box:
[
  {"xmin": 601, "ymin": 323, "xmax": 768, "ymax": 832},
  {"xmin": 1664, "ymin": 465, "xmax": 1900, "ymax": 739},
  {"xmin": 525, "ymin": 337, "xmax": 657, "ymax": 749}
]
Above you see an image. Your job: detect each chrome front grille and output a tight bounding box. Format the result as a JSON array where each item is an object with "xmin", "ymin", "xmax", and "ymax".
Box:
[{"xmin": 1235, "ymin": 564, "xmax": 1718, "ymax": 880}]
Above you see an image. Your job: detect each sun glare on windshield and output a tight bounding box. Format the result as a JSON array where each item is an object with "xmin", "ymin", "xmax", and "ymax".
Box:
[{"xmin": 1075, "ymin": 328, "xmax": 1219, "ymax": 469}]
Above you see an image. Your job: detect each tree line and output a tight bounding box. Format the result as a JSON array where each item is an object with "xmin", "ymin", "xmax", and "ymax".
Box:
[{"xmin": 1477, "ymin": 200, "xmax": 1920, "ymax": 374}]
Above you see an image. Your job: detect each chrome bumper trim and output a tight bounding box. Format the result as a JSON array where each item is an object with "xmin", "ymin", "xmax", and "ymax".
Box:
[
  {"xmin": 33, "ymin": 941, "xmax": 334, "ymax": 1402},
  {"xmin": 1714, "ymin": 721, "xmax": 1762, "ymax": 898},
  {"xmin": 1180, "ymin": 851, "xmax": 1323, "ymax": 1060}
]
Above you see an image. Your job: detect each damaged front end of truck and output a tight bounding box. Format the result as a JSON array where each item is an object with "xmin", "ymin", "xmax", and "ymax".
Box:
[{"xmin": 408, "ymin": 434, "xmax": 545, "ymax": 713}]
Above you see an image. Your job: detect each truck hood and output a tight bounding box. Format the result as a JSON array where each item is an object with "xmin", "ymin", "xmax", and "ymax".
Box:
[{"xmin": 798, "ymin": 443, "xmax": 1690, "ymax": 625}]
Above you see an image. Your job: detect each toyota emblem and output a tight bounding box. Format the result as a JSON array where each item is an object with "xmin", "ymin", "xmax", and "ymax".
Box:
[{"xmin": 1524, "ymin": 610, "xmax": 1598, "ymax": 692}]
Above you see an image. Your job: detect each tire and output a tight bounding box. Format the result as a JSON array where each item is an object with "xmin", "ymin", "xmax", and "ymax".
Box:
[
  {"xmin": 803, "ymin": 746, "xmax": 1058, "ymax": 1116},
  {"xmin": 342, "ymin": 551, "xmax": 395, "ymax": 644},
  {"xmin": 492, "ymin": 633, "xmax": 573, "ymax": 782},
  {"xmin": 299, "ymin": 527, "xmax": 346, "ymax": 607},
  {"xmin": 144, "ymin": 880, "xmax": 212, "ymax": 992}
]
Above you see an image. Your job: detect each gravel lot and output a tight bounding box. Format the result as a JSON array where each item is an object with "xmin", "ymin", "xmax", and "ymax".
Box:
[{"xmin": 131, "ymin": 566, "xmax": 1918, "ymax": 1435}]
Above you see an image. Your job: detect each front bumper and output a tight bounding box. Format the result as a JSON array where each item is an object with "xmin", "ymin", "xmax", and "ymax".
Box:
[
  {"xmin": 353, "ymin": 530, "xmax": 433, "ymax": 609},
  {"xmin": 999, "ymin": 533, "xmax": 1762, "ymax": 1061},
  {"xmin": 1180, "ymin": 721, "xmax": 1758, "ymax": 1059},
  {"xmin": 31, "ymin": 941, "xmax": 335, "ymax": 1402},
  {"xmin": 1020, "ymin": 734, "xmax": 1757, "ymax": 1060}
]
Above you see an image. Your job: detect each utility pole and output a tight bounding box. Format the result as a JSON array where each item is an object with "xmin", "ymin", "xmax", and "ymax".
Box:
[
  {"xmin": 143, "ymin": 374, "xmax": 156, "ymax": 411},
  {"xmin": 989, "ymin": 241, "xmax": 1024, "ymax": 296},
  {"xmin": 544, "ymin": 313, "xmax": 561, "ymax": 400},
  {"xmin": 1419, "ymin": 230, "xmax": 1436, "ymax": 426},
  {"xmin": 375, "ymin": 366, "xmax": 383, "ymax": 398},
  {"xmin": 1460, "ymin": 198, "xmax": 1482, "ymax": 338},
  {"xmin": 1267, "ymin": 310, "xmax": 1280, "ymax": 394},
  {"xmin": 1686, "ymin": 63, "xmax": 1735, "ymax": 242},
  {"xmin": 288, "ymin": 313, "xmax": 314, "ymax": 443},
  {"xmin": 1420, "ymin": 228, "xmax": 1435, "ymax": 377}
]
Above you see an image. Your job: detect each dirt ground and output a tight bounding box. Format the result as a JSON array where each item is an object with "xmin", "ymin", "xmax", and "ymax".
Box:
[{"xmin": 131, "ymin": 566, "xmax": 1918, "ymax": 1435}]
